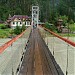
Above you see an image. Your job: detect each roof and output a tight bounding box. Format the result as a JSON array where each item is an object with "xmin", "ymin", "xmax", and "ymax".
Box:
[
  {"xmin": 58, "ymin": 19, "xmax": 63, "ymax": 22},
  {"xmin": 8, "ymin": 15, "xmax": 30, "ymax": 21}
]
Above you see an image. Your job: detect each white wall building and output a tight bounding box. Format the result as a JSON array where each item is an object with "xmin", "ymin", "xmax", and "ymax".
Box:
[{"xmin": 7, "ymin": 15, "xmax": 31, "ymax": 29}]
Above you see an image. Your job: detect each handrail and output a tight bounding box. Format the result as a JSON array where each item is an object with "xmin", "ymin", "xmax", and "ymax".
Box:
[
  {"xmin": 0, "ymin": 30, "xmax": 26, "ymax": 54},
  {"xmin": 42, "ymin": 27, "xmax": 75, "ymax": 47}
]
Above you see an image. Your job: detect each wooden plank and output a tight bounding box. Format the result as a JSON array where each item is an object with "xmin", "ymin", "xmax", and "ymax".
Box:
[
  {"xmin": 34, "ymin": 40, "xmax": 43, "ymax": 75},
  {"xmin": 19, "ymin": 28, "xmax": 64, "ymax": 75}
]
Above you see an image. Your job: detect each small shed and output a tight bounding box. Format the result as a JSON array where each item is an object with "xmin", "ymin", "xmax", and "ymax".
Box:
[
  {"xmin": 57, "ymin": 19, "xmax": 63, "ymax": 25},
  {"xmin": 57, "ymin": 19, "xmax": 63, "ymax": 32}
]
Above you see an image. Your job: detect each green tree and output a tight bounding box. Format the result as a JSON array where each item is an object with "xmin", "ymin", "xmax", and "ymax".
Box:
[
  {"xmin": 21, "ymin": 24, "xmax": 26, "ymax": 32},
  {"xmin": 0, "ymin": 0, "xmax": 75, "ymax": 22},
  {"xmin": 59, "ymin": 15, "xmax": 68, "ymax": 26},
  {"xmin": 14, "ymin": 25, "xmax": 21, "ymax": 35},
  {"xmin": 45, "ymin": 22, "xmax": 56, "ymax": 32}
]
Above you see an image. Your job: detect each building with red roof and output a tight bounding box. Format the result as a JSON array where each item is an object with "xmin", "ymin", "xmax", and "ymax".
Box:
[{"xmin": 7, "ymin": 15, "xmax": 31, "ymax": 29}]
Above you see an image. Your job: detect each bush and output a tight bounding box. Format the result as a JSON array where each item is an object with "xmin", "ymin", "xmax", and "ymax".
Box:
[
  {"xmin": 21, "ymin": 24, "xmax": 26, "ymax": 32},
  {"xmin": 14, "ymin": 25, "xmax": 21, "ymax": 35},
  {"xmin": 45, "ymin": 22, "xmax": 50, "ymax": 29},
  {"xmin": 0, "ymin": 29, "xmax": 12, "ymax": 38},
  {"xmin": 14, "ymin": 25, "xmax": 26, "ymax": 35},
  {"xmin": 45, "ymin": 22, "xmax": 56, "ymax": 31},
  {"xmin": 0, "ymin": 24, "xmax": 7, "ymax": 29},
  {"xmin": 59, "ymin": 15, "xmax": 68, "ymax": 26},
  {"xmin": 69, "ymin": 19, "xmax": 74, "ymax": 24}
]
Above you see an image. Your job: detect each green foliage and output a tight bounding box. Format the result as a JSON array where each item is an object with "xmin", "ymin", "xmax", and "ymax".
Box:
[
  {"xmin": 0, "ymin": 24, "xmax": 15, "ymax": 38},
  {"xmin": 69, "ymin": 24, "xmax": 75, "ymax": 32},
  {"xmin": 14, "ymin": 25, "xmax": 26, "ymax": 35},
  {"xmin": 57, "ymin": 0, "xmax": 68, "ymax": 15},
  {"xmin": 58, "ymin": 33, "xmax": 75, "ymax": 37},
  {"xmin": 0, "ymin": 24, "xmax": 26, "ymax": 38},
  {"xmin": 9, "ymin": 29, "xmax": 14, "ymax": 34},
  {"xmin": 0, "ymin": 29, "xmax": 12, "ymax": 38},
  {"xmin": 69, "ymin": 19, "xmax": 74, "ymax": 24},
  {"xmin": 59, "ymin": 15, "xmax": 68, "ymax": 26},
  {"xmin": 14, "ymin": 25, "xmax": 21, "ymax": 35},
  {"xmin": 0, "ymin": 24, "xmax": 7, "ymax": 29},
  {"xmin": 15, "ymin": 7, "xmax": 22, "ymax": 15},
  {"xmin": 45, "ymin": 22, "xmax": 50, "ymax": 29},
  {"xmin": 21, "ymin": 24, "xmax": 26, "ymax": 32},
  {"xmin": 0, "ymin": 0, "xmax": 75, "ymax": 22},
  {"xmin": 45, "ymin": 22, "xmax": 56, "ymax": 32}
]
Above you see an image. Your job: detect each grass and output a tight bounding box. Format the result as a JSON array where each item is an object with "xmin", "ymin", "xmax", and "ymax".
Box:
[
  {"xmin": 58, "ymin": 33, "xmax": 75, "ymax": 37},
  {"xmin": 0, "ymin": 28, "xmax": 14, "ymax": 38},
  {"xmin": 0, "ymin": 24, "xmax": 5, "ymax": 26},
  {"xmin": 0, "ymin": 24, "xmax": 13, "ymax": 38},
  {"xmin": 0, "ymin": 24, "xmax": 27, "ymax": 38},
  {"xmin": 69, "ymin": 23, "xmax": 75, "ymax": 32}
]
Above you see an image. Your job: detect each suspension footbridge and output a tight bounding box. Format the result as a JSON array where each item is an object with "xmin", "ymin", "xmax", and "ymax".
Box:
[
  {"xmin": 0, "ymin": 5, "xmax": 75, "ymax": 75},
  {"xmin": 0, "ymin": 26, "xmax": 75, "ymax": 75}
]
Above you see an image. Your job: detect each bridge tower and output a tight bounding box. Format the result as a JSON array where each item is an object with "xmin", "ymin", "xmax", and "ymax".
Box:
[{"xmin": 32, "ymin": 5, "xmax": 39, "ymax": 29}]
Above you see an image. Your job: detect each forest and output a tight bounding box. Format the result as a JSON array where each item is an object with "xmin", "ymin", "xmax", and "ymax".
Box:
[{"xmin": 0, "ymin": 0, "xmax": 75, "ymax": 23}]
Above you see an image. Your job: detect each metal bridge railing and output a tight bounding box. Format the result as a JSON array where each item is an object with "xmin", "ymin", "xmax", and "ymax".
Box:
[
  {"xmin": 39, "ymin": 26, "xmax": 75, "ymax": 75},
  {"xmin": 0, "ymin": 27, "xmax": 31, "ymax": 75}
]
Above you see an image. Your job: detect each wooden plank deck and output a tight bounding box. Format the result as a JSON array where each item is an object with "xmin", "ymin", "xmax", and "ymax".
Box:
[{"xmin": 19, "ymin": 28, "xmax": 64, "ymax": 75}]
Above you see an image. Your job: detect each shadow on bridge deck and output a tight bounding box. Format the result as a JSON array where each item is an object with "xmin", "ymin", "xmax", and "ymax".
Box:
[{"xmin": 18, "ymin": 28, "xmax": 64, "ymax": 75}]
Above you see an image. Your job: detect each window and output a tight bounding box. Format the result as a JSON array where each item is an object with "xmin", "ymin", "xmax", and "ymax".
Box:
[
  {"xmin": 13, "ymin": 22, "xmax": 15, "ymax": 24},
  {"xmin": 19, "ymin": 18, "xmax": 20, "ymax": 20},
  {"xmin": 30, "ymin": 22, "xmax": 31, "ymax": 25},
  {"xmin": 20, "ymin": 22, "xmax": 22, "ymax": 24},
  {"xmin": 27, "ymin": 21, "xmax": 29, "ymax": 25}
]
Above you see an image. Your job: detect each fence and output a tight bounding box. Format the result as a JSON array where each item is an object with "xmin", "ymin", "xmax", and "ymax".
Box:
[
  {"xmin": 0, "ymin": 27, "xmax": 31, "ymax": 75},
  {"xmin": 39, "ymin": 26, "xmax": 75, "ymax": 75}
]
